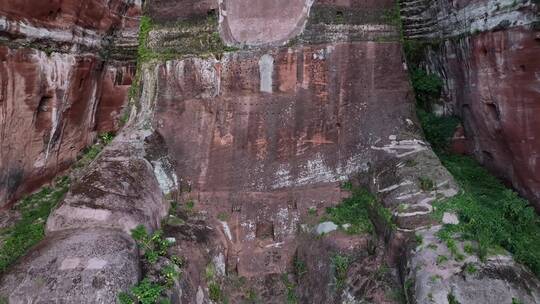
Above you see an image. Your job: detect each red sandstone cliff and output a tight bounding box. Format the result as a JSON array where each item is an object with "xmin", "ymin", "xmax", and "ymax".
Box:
[
  {"xmin": 400, "ymin": 0, "xmax": 540, "ymax": 210},
  {"xmin": 0, "ymin": 0, "xmax": 141, "ymax": 207}
]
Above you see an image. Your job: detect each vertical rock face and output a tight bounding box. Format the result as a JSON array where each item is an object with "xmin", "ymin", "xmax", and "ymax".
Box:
[
  {"xmin": 0, "ymin": 0, "xmax": 141, "ymax": 207},
  {"xmin": 138, "ymin": 0, "xmax": 460, "ymax": 302},
  {"xmin": 400, "ymin": 0, "xmax": 540, "ymax": 209}
]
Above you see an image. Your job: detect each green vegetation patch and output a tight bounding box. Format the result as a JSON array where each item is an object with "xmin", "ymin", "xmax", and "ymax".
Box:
[
  {"xmin": 281, "ymin": 274, "xmax": 298, "ymax": 304},
  {"xmin": 331, "ymin": 254, "xmax": 350, "ymax": 290},
  {"xmin": 0, "ymin": 176, "xmax": 70, "ymax": 273},
  {"xmin": 135, "ymin": 15, "xmax": 238, "ymax": 65},
  {"xmin": 119, "ymin": 225, "xmax": 183, "ymax": 304},
  {"xmin": 0, "ymin": 132, "xmax": 114, "ymax": 274},
  {"xmin": 417, "ymin": 111, "xmax": 540, "ymax": 276},
  {"xmin": 323, "ymin": 188, "xmax": 375, "ymax": 234},
  {"xmin": 410, "ymin": 68, "xmax": 444, "ymax": 111},
  {"xmin": 416, "ymin": 109, "xmax": 460, "ymax": 153}
]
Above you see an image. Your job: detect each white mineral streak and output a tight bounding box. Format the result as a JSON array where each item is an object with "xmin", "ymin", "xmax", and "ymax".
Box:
[
  {"xmin": 272, "ymin": 153, "xmax": 369, "ymax": 189},
  {"xmin": 0, "ymin": 16, "xmax": 103, "ymax": 50},
  {"xmin": 220, "ymin": 220, "xmax": 233, "ymax": 241},
  {"xmin": 259, "ymin": 54, "xmax": 274, "ymax": 93},
  {"xmin": 371, "ymin": 139, "xmax": 428, "ymax": 158}
]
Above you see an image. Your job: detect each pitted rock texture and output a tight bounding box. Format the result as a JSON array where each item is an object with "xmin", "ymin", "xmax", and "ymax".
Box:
[
  {"xmin": 47, "ymin": 129, "xmax": 171, "ymax": 235},
  {"xmin": 0, "ymin": 228, "xmax": 140, "ymax": 304}
]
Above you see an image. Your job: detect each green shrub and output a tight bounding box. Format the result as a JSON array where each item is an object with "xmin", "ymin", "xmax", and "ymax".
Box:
[
  {"xmin": 331, "ymin": 254, "xmax": 350, "ymax": 289},
  {"xmin": 131, "ymin": 225, "xmax": 171, "ymax": 264},
  {"xmin": 119, "ymin": 226, "xmax": 180, "ymax": 303},
  {"xmin": 131, "ymin": 279, "xmax": 165, "ymax": 304},
  {"xmin": 417, "ymin": 109, "xmax": 460, "ymax": 153},
  {"xmin": 410, "ymin": 68, "xmax": 443, "ymax": 111}
]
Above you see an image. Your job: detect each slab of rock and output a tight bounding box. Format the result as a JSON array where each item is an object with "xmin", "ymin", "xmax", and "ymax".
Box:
[
  {"xmin": 407, "ymin": 226, "xmax": 540, "ymax": 304},
  {"xmin": 316, "ymin": 221, "xmax": 339, "ymax": 235},
  {"xmin": 442, "ymin": 212, "xmax": 459, "ymax": 225},
  {"xmin": 0, "ymin": 228, "xmax": 140, "ymax": 304},
  {"xmin": 46, "ymin": 131, "xmax": 170, "ymax": 235}
]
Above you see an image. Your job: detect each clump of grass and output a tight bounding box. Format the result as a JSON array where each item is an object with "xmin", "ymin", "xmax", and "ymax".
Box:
[
  {"xmin": 447, "ymin": 293, "xmax": 460, "ymax": 304},
  {"xmin": 208, "ymin": 282, "xmax": 223, "ymax": 302},
  {"xmin": 418, "ymin": 176, "xmax": 435, "ymax": 191},
  {"xmin": 293, "ymin": 255, "xmax": 307, "ymax": 278},
  {"xmin": 464, "ymin": 263, "xmax": 477, "ymax": 274},
  {"xmin": 217, "ymin": 212, "xmax": 229, "ymax": 222},
  {"xmin": 119, "ymin": 225, "xmax": 182, "ymax": 304},
  {"xmin": 185, "ymin": 200, "xmax": 195, "ymax": 211},
  {"xmin": 324, "ymin": 188, "xmax": 375, "ymax": 234},
  {"xmin": 331, "ymin": 254, "xmax": 350, "ymax": 290},
  {"xmin": 436, "ymin": 255, "xmax": 448, "ymax": 265},
  {"xmin": 281, "ymin": 274, "xmax": 298, "ymax": 304},
  {"xmin": 0, "ymin": 176, "xmax": 70, "ymax": 273}
]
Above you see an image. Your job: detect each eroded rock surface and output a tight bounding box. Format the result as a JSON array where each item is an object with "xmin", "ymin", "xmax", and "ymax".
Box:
[
  {"xmin": 407, "ymin": 226, "xmax": 540, "ymax": 304},
  {"xmin": 0, "ymin": 0, "xmax": 141, "ymax": 207},
  {"xmin": 1, "ymin": 0, "xmax": 539, "ymax": 303},
  {"xmin": 0, "ymin": 228, "xmax": 139, "ymax": 303},
  {"xmin": 129, "ymin": 0, "xmax": 463, "ymax": 302}
]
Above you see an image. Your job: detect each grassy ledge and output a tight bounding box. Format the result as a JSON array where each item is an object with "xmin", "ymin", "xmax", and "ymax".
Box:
[
  {"xmin": 0, "ymin": 176, "xmax": 69, "ymax": 273},
  {"xmin": 412, "ymin": 77, "xmax": 540, "ymax": 276},
  {"xmin": 0, "ymin": 132, "xmax": 115, "ymax": 274}
]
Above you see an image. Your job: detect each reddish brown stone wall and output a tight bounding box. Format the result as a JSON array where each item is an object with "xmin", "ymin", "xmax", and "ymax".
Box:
[
  {"xmin": 0, "ymin": 0, "xmax": 139, "ymax": 207},
  {"xmin": 0, "ymin": 47, "xmax": 99, "ymax": 205},
  {"xmin": 0, "ymin": 0, "xmax": 132, "ymax": 34},
  {"xmin": 440, "ymin": 28, "xmax": 540, "ymax": 209}
]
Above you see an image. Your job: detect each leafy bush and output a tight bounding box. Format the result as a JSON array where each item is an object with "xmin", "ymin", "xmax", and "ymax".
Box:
[
  {"xmin": 331, "ymin": 254, "xmax": 350, "ymax": 289},
  {"xmin": 119, "ymin": 226, "xmax": 181, "ymax": 303},
  {"xmin": 417, "ymin": 109, "xmax": 460, "ymax": 153},
  {"xmin": 410, "ymin": 68, "xmax": 443, "ymax": 111},
  {"xmin": 131, "ymin": 225, "xmax": 171, "ymax": 263}
]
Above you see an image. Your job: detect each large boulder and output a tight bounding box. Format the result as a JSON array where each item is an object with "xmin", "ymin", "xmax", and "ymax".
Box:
[{"xmin": 0, "ymin": 228, "xmax": 139, "ymax": 304}]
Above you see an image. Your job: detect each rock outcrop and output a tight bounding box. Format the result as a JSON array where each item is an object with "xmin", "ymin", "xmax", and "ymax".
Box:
[
  {"xmin": 0, "ymin": 0, "xmax": 141, "ymax": 208},
  {"xmin": 0, "ymin": 127, "xmax": 173, "ymax": 303},
  {"xmin": 400, "ymin": 0, "xmax": 540, "ymax": 210}
]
